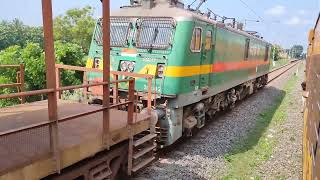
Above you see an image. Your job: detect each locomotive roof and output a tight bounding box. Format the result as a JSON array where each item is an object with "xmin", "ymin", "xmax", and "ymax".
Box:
[
  {"xmin": 111, "ymin": 3, "xmax": 203, "ymax": 21},
  {"xmin": 111, "ymin": 3, "xmax": 270, "ymax": 44}
]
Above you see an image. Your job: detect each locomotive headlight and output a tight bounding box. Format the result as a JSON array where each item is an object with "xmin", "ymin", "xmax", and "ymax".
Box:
[
  {"xmin": 127, "ymin": 62, "xmax": 136, "ymax": 72},
  {"xmin": 120, "ymin": 61, "xmax": 128, "ymax": 72},
  {"xmin": 157, "ymin": 64, "xmax": 165, "ymax": 78},
  {"xmin": 120, "ymin": 61, "xmax": 135, "ymax": 72}
]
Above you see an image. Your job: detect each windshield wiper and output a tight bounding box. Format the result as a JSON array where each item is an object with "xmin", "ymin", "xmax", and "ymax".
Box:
[{"xmin": 149, "ymin": 26, "xmax": 159, "ymax": 50}]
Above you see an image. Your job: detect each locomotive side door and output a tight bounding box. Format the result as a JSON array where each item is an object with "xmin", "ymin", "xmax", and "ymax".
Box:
[{"xmin": 199, "ymin": 24, "xmax": 215, "ymax": 89}]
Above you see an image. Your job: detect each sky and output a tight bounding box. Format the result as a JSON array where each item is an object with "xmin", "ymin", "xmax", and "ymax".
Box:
[{"xmin": 0, "ymin": 0, "xmax": 319, "ymax": 50}]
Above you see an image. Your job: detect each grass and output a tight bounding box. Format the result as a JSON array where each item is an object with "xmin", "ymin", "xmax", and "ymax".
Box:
[
  {"xmin": 271, "ymin": 58, "xmax": 290, "ymax": 70},
  {"xmin": 220, "ymin": 71, "xmax": 299, "ymax": 179}
]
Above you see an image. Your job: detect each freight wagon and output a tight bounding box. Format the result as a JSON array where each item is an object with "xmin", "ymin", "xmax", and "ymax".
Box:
[{"xmin": 303, "ymin": 12, "xmax": 320, "ymax": 180}]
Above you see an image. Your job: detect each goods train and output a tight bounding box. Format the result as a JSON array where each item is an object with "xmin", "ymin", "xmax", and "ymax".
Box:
[
  {"xmin": 303, "ymin": 13, "xmax": 320, "ymax": 179},
  {"xmin": 85, "ymin": 0, "xmax": 272, "ymax": 147}
]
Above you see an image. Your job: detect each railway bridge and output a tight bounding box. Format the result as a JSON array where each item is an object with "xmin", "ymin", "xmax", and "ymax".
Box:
[
  {"xmin": 0, "ymin": 0, "xmax": 157, "ymax": 179},
  {"xmin": 0, "ymin": 0, "xmax": 317, "ymax": 179}
]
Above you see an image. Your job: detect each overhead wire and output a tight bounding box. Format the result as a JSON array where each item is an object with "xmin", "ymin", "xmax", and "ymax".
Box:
[
  {"xmin": 198, "ymin": 0, "xmax": 285, "ymax": 46},
  {"xmin": 238, "ymin": 0, "xmax": 264, "ymax": 22}
]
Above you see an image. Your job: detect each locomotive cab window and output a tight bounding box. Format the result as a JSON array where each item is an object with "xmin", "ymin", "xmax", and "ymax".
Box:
[
  {"xmin": 135, "ymin": 18, "xmax": 176, "ymax": 50},
  {"xmin": 244, "ymin": 38, "xmax": 250, "ymax": 60},
  {"xmin": 264, "ymin": 45, "xmax": 270, "ymax": 61},
  {"xmin": 94, "ymin": 18, "xmax": 132, "ymax": 47},
  {"xmin": 190, "ymin": 27, "xmax": 202, "ymax": 52},
  {"xmin": 205, "ymin": 30, "xmax": 213, "ymax": 50}
]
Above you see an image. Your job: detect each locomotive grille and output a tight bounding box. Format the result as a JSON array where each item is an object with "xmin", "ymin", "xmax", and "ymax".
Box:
[
  {"xmin": 94, "ymin": 17, "xmax": 175, "ymax": 50},
  {"xmin": 135, "ymin": 17, "xmax": 176, "ymax": 50},
  {"xmin": 94, "ymin": 17, "xmax": 132, "ymax": 47}
]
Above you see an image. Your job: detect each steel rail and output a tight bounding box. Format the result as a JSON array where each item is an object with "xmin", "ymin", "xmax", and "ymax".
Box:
[
  {"xmin": 267, "ymin": 61, "xmax": 300, "ymax": 84},
  {"xmin": 269, "ymin": 60, "xmax": 297, "ymax": 74}
]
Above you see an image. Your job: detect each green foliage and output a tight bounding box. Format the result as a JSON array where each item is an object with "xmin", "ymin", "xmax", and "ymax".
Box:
[
  {"xmin": 0, "ymin": 45, "xmax": 22, "ymax": 82},
  {"xmin": 0, "ymin": 19, "xmax": 43, "ymax": 51},
  {"xmin": 0, "ymin": 7, "xmax": 95, "ymax": 107},
  {"xmin": 271, "ymin": 58, "xmax": 289, "ymax": 70},
  {"xmin": 0, "ymin": 76, "xmax": 21, "ymax": 107},
  {"xmin": 55, "ymin": 41, "xmax": 86, "ymax": 86},
  {"xmin": 271, "ymin": 45, "xmax": 282, "ymax": 61},
  {"xmin": 53, "ymin": 6, "xmax": 96, "ymax": 53},
  {"xmin": 22, "ymin": 43, "xmax": 46, "ymax": 91},
  {"xmin": 0, "ymin": 46, "xmax": 23, "ymax": 107},
  {"xmin": 290, "ymin": 45, "xmax": 304, "ymax": 58},
  {"xmin": 0, "ymin": 42, "xmax": 86, "ymax": 107}
]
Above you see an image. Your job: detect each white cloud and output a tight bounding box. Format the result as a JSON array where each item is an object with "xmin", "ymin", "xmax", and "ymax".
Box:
[
  {"xmin": 298, "ymin": 9, "xmax": 306, "ymax": 15},
  {"xmin": 265, "ymin": 5, "xmax": 286, "ymax": 16},
  {"xmin": 285, "ymin": 17, "xmax": 300, "ymax": 25},
  {"xmin": 284, "ymin": 16, "xmax": 312, "ymax": 26}
]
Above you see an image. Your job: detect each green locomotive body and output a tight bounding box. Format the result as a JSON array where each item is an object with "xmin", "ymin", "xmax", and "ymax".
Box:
[{"xmin": 86, "ymin": 2, "xmax": 271, "ymax": 146}]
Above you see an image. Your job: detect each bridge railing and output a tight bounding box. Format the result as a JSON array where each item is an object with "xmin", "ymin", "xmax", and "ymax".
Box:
[
  {"xmin": 0, "ymin": 62, "xmax": 156, "ymax": 175},
  {"xmin": 0, "ymin": 70, "xmax": 138, "ymax": 174},
  {"xmin": 0, "ymin": 64, "xmax": 25, "ymax": 103},
  {"xmin": 55, "ymin": 64, "xmax": 155, "ymax": 114}
]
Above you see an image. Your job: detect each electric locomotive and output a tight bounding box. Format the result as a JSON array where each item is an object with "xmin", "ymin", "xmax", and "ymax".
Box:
[{"xmin": 85, "ymin": 0, "xmax": 272, "ymax": 147}]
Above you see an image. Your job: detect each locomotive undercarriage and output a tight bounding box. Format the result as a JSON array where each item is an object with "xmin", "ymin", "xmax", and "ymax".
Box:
[
  {"xmin": 88, "ymin": 74, "xmax": 268, "ymax": 147},
  {"xmin": 182, "ymin": 74, "xmax": 269, "ymax": 137}
]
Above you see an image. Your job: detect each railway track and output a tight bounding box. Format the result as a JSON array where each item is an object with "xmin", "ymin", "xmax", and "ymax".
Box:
[
  {"xmin": 136, "ymin": 60, "xmax": 302, "ymax": 179},
  {"xmin": 268, "ymin": 60, "xmax": 301, "ymax": 84},
  {"xmin": 156, "ymin": 60, "xmax": 302, "ymax": 152}
]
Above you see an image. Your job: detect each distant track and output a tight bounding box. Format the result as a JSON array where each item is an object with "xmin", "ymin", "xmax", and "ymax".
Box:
[{"xmin": 267, "ymin": 60, "xmax": 300, "ymax": 84}]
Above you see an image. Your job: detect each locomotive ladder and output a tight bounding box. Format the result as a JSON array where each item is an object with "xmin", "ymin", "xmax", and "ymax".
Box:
[
  {"xmin": 127, "ymin": 77, "xmax": 157, "ymax": 175},
  {"xmin": 127, "ymin": 115, "xmax": 157, "ymax": 175}
]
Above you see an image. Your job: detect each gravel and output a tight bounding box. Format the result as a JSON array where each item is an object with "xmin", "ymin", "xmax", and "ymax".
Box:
[
  {"xmin": 257, "ymin": 65, "xmax": 304, "ymax": 179},
  {"xmin": 134, "ymin": 63, "xmax": 303, "ymax": 180}
]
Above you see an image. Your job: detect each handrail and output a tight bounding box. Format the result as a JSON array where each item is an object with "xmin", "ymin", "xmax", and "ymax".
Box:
[
  {"xmin": 0, "ymin": 79, "xmax": 131, "ymax": 100},
  {"xmin": 0, "ymin": 65, "xmax": 21, "ymax": 68},
  {"xmin": 0, "ymin": 0, "xmax": 113, "ymax": 175},
  {"xmin": 55, "ymin": 63, "xmax": 155, "ymax": 113},
  {"xmin": 0, "ymin": 83, "xmax": 22, "ymax": 89},
  {"xmin": 57, "ymin": 79, "xmax": 129, "ymax": 92},
  {"xmin": 0, "ymin": 64, "xmax": 25, "ymax": 103},
  {"xmin": 0, "ymin": 63, "xmax": 156, "ymax": 126},
  {"xmin": 55, "ymin": 64, "xmax": 102, "ymax": 73},
  {"xmin": 0, "ymin": 88, "xmax": 55, "ymax": 99},
  {"xmin": 55, "ymin": 64, "xmax": 154, "ymax": 79},
  {"xmin": 0, "ymin": 101, "xmax": 131, "ymax": 137}
]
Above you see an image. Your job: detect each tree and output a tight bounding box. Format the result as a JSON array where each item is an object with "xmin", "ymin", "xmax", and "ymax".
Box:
[
  {"xmin": 0, "ymin": 6, "xmax": 94, "ymax": 107},
  {"xmin": 0, "ymin": 19, "xmax": 43, "ymax": 51},
  {"xmin": 290, "ymin": 45, "xmax": 304, "ymax": 58},
  {"xmin": 53, "ymin": 6, "xmax": 96, "ymax": 53},
  {"xmin": 271, "ymin": 45, "xmax": 282, "ymax": 61},
  {"xmin": 0, "ymin": 45, "xmax": 24, "ymax": 107},
  {"xmin": 55, "ymin": 41, "xmax": 86, "ymax": 86},
  {"xmin": 0, "ymin": 45, "xmax": 22, "ymax": 82},
  {"xmin": 21, "ymin": 43, "xmax": 46, "ymax": 91},
  {"xmin": 0, "ymin": 41, "xmax": 86, "ymax": 107}
]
